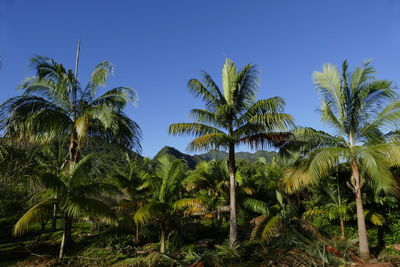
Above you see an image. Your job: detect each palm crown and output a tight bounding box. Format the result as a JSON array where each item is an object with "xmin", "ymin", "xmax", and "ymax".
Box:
[{"xmin": 169, "ymin": 58, "xmax": 293, "ymax": 151}]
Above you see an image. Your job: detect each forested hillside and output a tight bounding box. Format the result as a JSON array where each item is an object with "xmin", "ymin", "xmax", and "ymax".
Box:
[{"xmin": 154, "ymin": 146, "xmax": 277, "ymax": 168}]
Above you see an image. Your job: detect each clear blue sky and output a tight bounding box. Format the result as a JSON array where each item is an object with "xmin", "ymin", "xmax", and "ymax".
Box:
[{"xmin": 1, "ymin": 0, "xmax": 400, "ymax": 157}]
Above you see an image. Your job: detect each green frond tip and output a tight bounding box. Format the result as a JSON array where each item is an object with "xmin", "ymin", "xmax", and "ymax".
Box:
[
  {"xmin": 13, "ymin": 199, "xmax": 56, "ymax": 236},
  {"xmin": 168, "ymin": 123, "xmax": 223, "ymax": 137},
  {"xmin": 173, "ymin": 198, "xmax": 205, "ymax": 211},
  {"xmin": 243, "ymin": 198, "xmax": 269, "ymax": 215},
  {"xmin": 261, "ymin": 216, "xmax": 281, "ymax": 242},
  {"xmin": 134, "ymin": 202, "xmax": 167, "ymax": 225}
]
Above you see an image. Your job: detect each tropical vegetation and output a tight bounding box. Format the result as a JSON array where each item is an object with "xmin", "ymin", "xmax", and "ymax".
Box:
[{"xmin": 2, "ymin": 54, "xmax": 400, "ymax": 267}]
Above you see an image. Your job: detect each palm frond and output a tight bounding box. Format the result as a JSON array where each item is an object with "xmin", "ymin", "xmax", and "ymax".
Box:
[
  {"xmin": 91, "ymin": 87, "xmax": 137, "ymax": 110},
  {"xmin": 308, "ymin": 147, "xmax": 347, "ymax": 180},
  {"xmin": 13, "ymin": 199, "xmax": 56, "ymax": 236},
  {"xmin": 356, "ymin": 146, "xmax": 397, "ymax": 195},
  {"xmin": 169, "ymin": 123, "xmax": 223, "ymax": 137},
  {"xmin": 133, "ymin": 201, "xmax": 168, "ymax": 225},
  {"xmin": 187, "ymin": 133, "xmax": 230, "ymax": 152},
  {"xmin": 235, "ymin": 63, "xmax": 259, "ymax": 110},
  {"xmin": 69, "ymin": 154, "xmax": 99, "ymax": 185},
  {"xmin": 243, "ymin": 198, "xmax": 269, "ymax": 215},
  {"xmin": 313, "ymin": 63, "xmax": 343, "ymax": 117},
  {"xmin": 187, "ymin": 78, "xmax": 220, "ymax": 110},
  {"xmin": 261, "ymin": 215, "xmax": 281, "ymax": 242},
  {"xmin": 84, "ymin": 61, "xmax": 114, "ymax": 100},
  {"xmin": 221, "ymin": 58, "xmax": 237, "ymax": 105},
  {"xmin": 63, "ymin": 196, "xmax": 115, "ymax": 220}
]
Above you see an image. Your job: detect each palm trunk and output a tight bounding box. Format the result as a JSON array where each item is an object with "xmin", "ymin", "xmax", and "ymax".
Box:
[
  {"xmin": 59, "ymin": 41, "xmax": 80, "ymax": 260},
  {"xmin": 351, "ymin": 161, "xmax": 370, "ymax": 259},
  {"xmin": 58, "ymin": 135, "xmax": 79, "ymax": 259},
  {"xmin": 51, "ymin": 203, "xmax": 57, "ymax": 231},
  {"xmin": 69, "ymin": 133, "xmax": 80, "ymax": 163},
  {"xmin": 160, "ymin": 223, "xmax": 166, "ymax": 254},
  {"xmin": 59, "ymin": 214, "xmax": 73, "ymax": 258},
  {"xmin": 228, "ymin": 143, "xmax": 238, "ymax": 248},
  {"xmin": 135, "ymin": 223, "xmax": 139, "ymax": 241},
  {"xmin": 340, "ymin": 217, "xmax": 345, "ymax": 240}
]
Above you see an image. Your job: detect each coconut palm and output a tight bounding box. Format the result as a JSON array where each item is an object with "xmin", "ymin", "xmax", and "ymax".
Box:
[
  {"xmin": 134, "ymin": 156, "xmax": 187, "ymax": 253},
  {"xmin": 169, "ymin": 58, "xmax": 294, "ymax": 247},
  {"xmin": 0, "ymin": 52, "xmax": 141, "ymax": 257},
  {"xmin": 283, "ymin": 61, "xmax": 400, "ymax": 258}
]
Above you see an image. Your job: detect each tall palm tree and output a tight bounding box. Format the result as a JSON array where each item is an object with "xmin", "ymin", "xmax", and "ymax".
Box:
[
  {"xmin": 283, "ymin": 61, "xmax": 400, "ymax": 258},
  {"xmin": 0, "ymin": 49, "xmax": 141, "ymax": 257},
  {"xmin": 134, "ymin": 156, "xmax": 187, "ymax": 253},
  {"xmin": 169, "ymin": 58, "xmax": 293, "ymax": 247}
]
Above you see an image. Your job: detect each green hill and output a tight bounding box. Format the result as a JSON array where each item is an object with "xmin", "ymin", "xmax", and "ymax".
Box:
[
  {"xmin": 153, "ymin": 146, "xmax": 198, "ymax": 168},
  {"xmin": 153, "ymin": 146, "xmax": 277, "ymax": 168},
  {"xmin": 196, "ymin": 150, "xmax": 277, "ymax": 162}
]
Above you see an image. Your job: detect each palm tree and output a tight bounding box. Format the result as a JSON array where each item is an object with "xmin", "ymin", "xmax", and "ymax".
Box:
[
  {"xmin": 243, "ymin": 190, "xmax": 286, "ymax": 242},
  {"xmin": 169, "ymin": 58, "xmax": 294, "ymax": 247},
  {"xmin": 303, "ymin": 181, "xmax": 386, "ymax": 240},
  {"xmin": 134, "ymin": 156, "xmax": 187, "ymax": 253},
  {"xmin": 114, "ymin": 154, "xmax": 152, "ymax": 240},
  {"xmin": 283, "ymin": 61, "xmax": 400, "ymax": 258},
  {"xmin": 13, "ymin": 152, "xmax": 117, "ymax": 258},
  {"xmin": 177, "ymin": 160, "xmax": 230, "ymax": 224},
  {"xmin": 303, "ymin": 182, "xmax": 354, "ymax": 240},
  {"xmin": 0, "ymin": 48, "xmax": 141, "ymax": 257}
]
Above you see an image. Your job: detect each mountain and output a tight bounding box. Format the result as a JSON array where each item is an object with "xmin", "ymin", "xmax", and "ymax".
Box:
[
  {"xmin": 153, "ymin": 146, "xmax": 198, "ymax": 168},
  {"xmin": 153, "ymin": 146, "xmax": 277, "ymax": 168},
  {"xmin": 195, "ymin": 150, "xmax": 277, "ymax": 162}
]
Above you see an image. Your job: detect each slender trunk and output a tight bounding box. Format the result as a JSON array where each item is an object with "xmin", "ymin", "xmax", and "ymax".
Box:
[
  {"xmin": 69, "ymin": 133, "xmax": 80, "ymax": 163},
  {"xmin": 337, "ymin": 169, "xmax": 345, "ymax": 240},
  {"xmin": 60, "ymin": 43, "xmax": 80, "ymax": 259},
  {"xmin": 352, "ymin": 161, "xmax": 370, "ymax": 259},
  {"xmin": 41, "ymin": 221, "xmax": 46, "ymax": 232},
  {"xmin": 377, "ymin": 226, "xmax": 385, "ymax": 255},
  {"xmin": 69, "ymin": 40, "xmax": 81, "ymax": 164},
  {"xmin": 228, "ymin": 143, "xmax": 237, "ymax": 248},
  {"xmin": 340, "ymin": 217, "xmax": 345, "ymax": 240},
  {"xmin": 135, "ymin": 223, "xmax": 139, "ymax": 241},
  {"xmin": 59, "ymin": 215, "xmax": 73, "ymax": 258},
  {"xmin": 51, "ymin": 203, "xmax": 57, "ymax": 231},
  {"xmin": 160, "ymin": 223, "xmax": 166, "ymax": 254},
  {"xmin": 36, "ymin": 219, "xmax": 48, "ymax": 241},
  {"xmin": 60, "ymin": 134, "xmax": 78, "ymax": 259}
]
